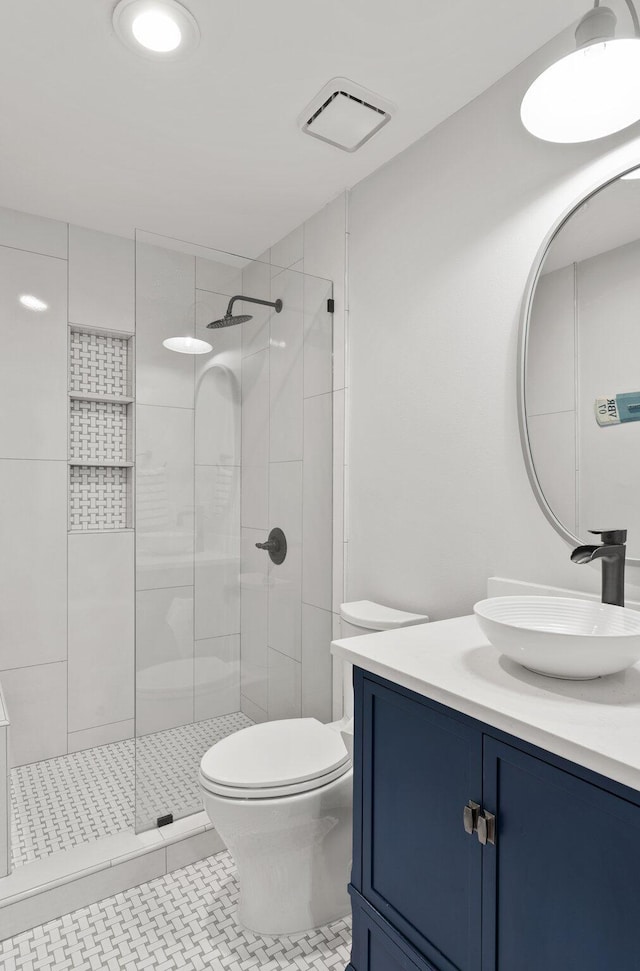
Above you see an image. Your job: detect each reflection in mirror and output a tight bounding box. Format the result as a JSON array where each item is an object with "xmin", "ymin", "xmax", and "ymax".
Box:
[{"xmin": 524, "ymin": 168, "xmax": 640, "ymax": 559}]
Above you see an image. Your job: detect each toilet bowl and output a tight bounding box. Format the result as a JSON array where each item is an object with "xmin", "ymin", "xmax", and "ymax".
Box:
[{"xmin": 200, "ymin": 600, "xmax": 429, "ymax": 935}]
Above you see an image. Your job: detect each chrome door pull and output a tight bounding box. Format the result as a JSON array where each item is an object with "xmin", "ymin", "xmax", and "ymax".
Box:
[
  {"xmin": 477, "ymin": 809, "xmax": 496, "ymax": 846},
  {"xmin": 463, "ymin": 800, "xmax": 480, "ymax": 835}
]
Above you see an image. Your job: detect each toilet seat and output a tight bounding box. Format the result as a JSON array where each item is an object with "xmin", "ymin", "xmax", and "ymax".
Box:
[{"xmin": 199, "ymin": 717, "xmax": 351, "ymax": 799}]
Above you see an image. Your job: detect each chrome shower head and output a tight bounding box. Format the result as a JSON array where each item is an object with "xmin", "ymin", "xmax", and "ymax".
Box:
[{"xmin": 206, "ymin": 294, "xmax": 282, "ymax": 329}]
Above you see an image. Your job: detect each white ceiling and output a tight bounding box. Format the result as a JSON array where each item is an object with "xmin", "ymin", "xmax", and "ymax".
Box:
[{"xmin": 0, "ymin": 0, "xmax": 589, "ymax": 255}]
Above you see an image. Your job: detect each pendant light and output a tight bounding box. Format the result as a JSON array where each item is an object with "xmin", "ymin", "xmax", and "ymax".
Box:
[{"xmin": 521, "ymin": 1, "xmax": 640, "ymax": 143}]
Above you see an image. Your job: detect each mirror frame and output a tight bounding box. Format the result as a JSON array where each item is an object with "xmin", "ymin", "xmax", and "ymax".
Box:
[{"xmin": 517, "ymin": 162, "xmax": 640, "ymax": 566}]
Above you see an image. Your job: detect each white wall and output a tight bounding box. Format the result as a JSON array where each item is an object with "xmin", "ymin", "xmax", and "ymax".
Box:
[{"xmin": 346, "ymin": 33, "xmax": 640, "ymax": 620}]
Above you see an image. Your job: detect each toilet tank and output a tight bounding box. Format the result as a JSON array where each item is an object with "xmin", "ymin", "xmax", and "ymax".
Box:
[{"xmin": 337, "ymin": 601, "xmax": 429, "ymax": 719}]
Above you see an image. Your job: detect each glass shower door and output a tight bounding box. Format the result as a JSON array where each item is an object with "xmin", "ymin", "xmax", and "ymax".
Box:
[{"xmin": 133, "ymin": 230, "xmax": 333, "ymax": 832}]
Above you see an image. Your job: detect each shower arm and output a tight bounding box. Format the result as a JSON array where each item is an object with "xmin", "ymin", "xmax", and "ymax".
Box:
[{"xmin": 225, "ymin": 295, "xmax": 283, "ymax": 315}]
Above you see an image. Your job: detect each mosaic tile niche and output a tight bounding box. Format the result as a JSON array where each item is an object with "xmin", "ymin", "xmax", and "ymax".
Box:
[{"xmin": 68, "ymin": 328, "xmax": 134, "ymax": 531}]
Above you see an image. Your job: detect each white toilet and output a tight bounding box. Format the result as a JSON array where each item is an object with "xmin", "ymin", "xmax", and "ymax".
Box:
[{"xmin": 199, "ymin": 600, "xmax": 429, "ymax": 936}]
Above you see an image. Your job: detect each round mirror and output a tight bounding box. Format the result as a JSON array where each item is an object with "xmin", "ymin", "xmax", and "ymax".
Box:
[{"xmin": 521, "ymin": 165, "xmax": 640, "ymax": 562}]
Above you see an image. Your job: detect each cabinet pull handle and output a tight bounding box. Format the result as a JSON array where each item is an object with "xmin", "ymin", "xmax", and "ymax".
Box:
[
  {"xmin": 477, "ymin": 809, "xmax": 496, "ymax": 846},
  {"xmin": 463, "ymin": 800, "xmax": 480, "ymax": 835}
]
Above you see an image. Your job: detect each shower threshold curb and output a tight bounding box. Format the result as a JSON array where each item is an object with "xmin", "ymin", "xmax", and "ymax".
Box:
[{"xmin": 0, "ymin": 811, "xmax": 223, "ymax": 940}]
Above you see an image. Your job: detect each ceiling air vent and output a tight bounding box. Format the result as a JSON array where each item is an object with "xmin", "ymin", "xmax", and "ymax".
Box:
[{"xmin": 298, "ymin": 78, "xmax": 395, "ymax": 153}]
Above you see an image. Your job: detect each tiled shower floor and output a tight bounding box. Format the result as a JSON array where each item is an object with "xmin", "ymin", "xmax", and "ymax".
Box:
[
  {"xmin": 0, "ymin": 850, "xmax": 353, "ymax": 970},
  {"xmin": 10, "ymin": 712, "xmax": 252, "ymax": 869}
]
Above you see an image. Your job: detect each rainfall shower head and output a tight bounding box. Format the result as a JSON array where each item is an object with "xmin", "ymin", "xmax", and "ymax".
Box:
[
  {"xmin": 207, "ymin": 294, "xmax": 283, "ymax": 329},
  {"xmin": 208, "ymin": 313, "xmax": 253, "ymax": 328}
]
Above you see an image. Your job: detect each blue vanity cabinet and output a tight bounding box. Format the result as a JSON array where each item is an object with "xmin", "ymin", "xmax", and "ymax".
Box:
[
  {"xmin": 355, "ymin": 673, "xmax": 483, "ymax": 971},
  {"xmin": 481, "ymin": 736, "xmax": 640, "ymax": 970},
  {"xmin": 349, "ymin": 668, "xmax": 640, "ymax": 971}
]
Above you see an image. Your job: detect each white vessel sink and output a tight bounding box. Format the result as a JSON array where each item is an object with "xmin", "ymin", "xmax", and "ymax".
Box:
[{"xmin": 474, "ymin": 596, "xmax": 640, "ymax": 680}]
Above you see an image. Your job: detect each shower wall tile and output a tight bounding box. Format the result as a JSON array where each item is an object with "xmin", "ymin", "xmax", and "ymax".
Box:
[
  {"xmin": 194, "ymin": 465, "xmax": 240, "ymax": 640},
  {"xmin": 68, "ymin": 532, "xmax": 134, "ymax": 734},
  {"xmin": 241, "ymin": 348, "xmax": 269, "ymax": 469},
  {"xmin": 269, "ymin": 270, "xmax": 303, "ymax": 462},
  {"xmin": 332, "ymin": 389, "xmax": 346, "ymax": 613},
  {"xmin": 1, "ymin": 662, "xmax": 67, "ymax": 766},
  {"xmin": 195, "ymin": 256, "xmax": 242, "ymax": 296},
  {"xmin": 303, "ymin": 193, "xmax": 347, "ymax": 391},
  {"xmin": 270, "ymin": 224, "xmax": 303, "ymax": 272},
  {"xmin": 194, "ymin": 634, "xmax": 240, "ymax": 721},
  {"xmin": 240, "ymin": 694, "xmax": 268, "ymax": 724},
  {"xmin": 267, "ymin": 649, "xmax": 301, "ymax": 721},
  {"xmin": 136, "ymin": 586, "xmax": 194, "ymax": 736},
  {"xmin": 67, "ymin": 719, "xmax": 135, "ymax": 754},
  {"xmin": 241, "ymin": 465, "xmax": 269, "ymax": 531},
  {"xmin": 194, "ymin": 291, "xmax": 241, "ymax": 466},
  {"xmin": 241, "ymin": 259, "xmax": 271, "ymax": 356},
  {"xmin": 302, "ymin": 392, "xmax": 333, "ymax": 611},
  {"xmin": 240, "ymin": 528, "xmax": 268, "ymax": 711},
  {"xmin": 0, "ymin": 459, "xmax": 67, "ymax": 672},
  {"xmin": 301, "ymin": 604, "xmax": 333, "ymax": 722},
  {"xmin": 303, "ymin": 274, "xmax": 333, "ymax": 399},
  {"xmin": 136, "ymin": 404, "xmax": 194, "ymax": 591},
  {"xmin": 135, "ymin": 242, "xmax": 195, "ymax": 408},
  {"xmin": 0, "ymin": 245, "xmax": 67, "ymax": 460},
  {"xmin": 0, "ymin": 205, "xmax": 67, "ymax": 259},
  {"xmin": 68, "ymin": 226, "xmax": 135, "ymax": 333},
  {"xmin": 268, "ymin": 461, "xmax": 302, "ymax": 661}
]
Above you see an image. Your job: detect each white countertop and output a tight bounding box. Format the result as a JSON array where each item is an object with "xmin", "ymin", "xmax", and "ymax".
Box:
[{"xmin": 331, "ymin": 614, "xmax": 640, "ymax": 794}]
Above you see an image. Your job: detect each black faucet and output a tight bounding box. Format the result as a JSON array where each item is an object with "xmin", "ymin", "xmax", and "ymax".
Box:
[{"xmin": 571, "ymin": 530, "xmax": 627, "ymax": 607}]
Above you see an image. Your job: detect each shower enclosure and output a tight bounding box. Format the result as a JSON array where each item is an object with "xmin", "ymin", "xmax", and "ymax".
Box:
[
  {"xmin": 133, "ymin": 231, "xmax": 334, "ymax": 830},
  {"xmin": 1, "ymin": 216, "xmax": 334, "ymax": 874}
]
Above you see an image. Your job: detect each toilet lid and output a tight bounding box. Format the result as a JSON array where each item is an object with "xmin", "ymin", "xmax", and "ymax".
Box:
[{"xmin": 200, "ymin": 718, "xmax": 350, "ymax": 791}]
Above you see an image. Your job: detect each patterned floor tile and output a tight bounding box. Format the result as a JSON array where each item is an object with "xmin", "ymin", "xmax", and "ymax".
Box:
[
  {"xmin": 11, "ymin": 713, "xmax": 252, "ymax": 869},
  {"xmin": 0, "ymin": 850, "xmax": 352, "ymax": 970}
]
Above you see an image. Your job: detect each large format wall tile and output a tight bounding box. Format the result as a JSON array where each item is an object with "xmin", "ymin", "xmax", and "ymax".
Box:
[
  {"xmin": 195, "ymin": 256, "xmax": 242, "ymax": 296},
  {"xmin": 67, "ymin": 719, "xmax": 134, "ymax": 754},
  {"xmin": 240, "ymin": 528, "xmax": 268, "ymax": 710},
  {"xmin": 302, "ymin": 393, "xmax": 333, "ymax": 611},
  {"xmin": 2, "ymin": 662, "xmax": 67, "ymax": 766},
  {"xmin": 301, "ymin": 604, "xmax": 333, "ymax": 722},
  {"xmin": 303, "ymin": 194, "xmax": 347, "ymax": 391},
  {"xmin": 303, "ymin": 275, "xmax": 333, "ymax": 399},
  {"xmin": 136, "ymin": 586, "xmax": 194, "ymax": 735},
  {"xmin": 194, "ymin": 291, "xmax": 241, "ymax": 467},
  {"xmin": 194, "ymin": 634, "xmax": 240, "ymax": 720},
  {"xmin": 0, "ymin": 206, "xmax": 67, "ymax": 259},
  {"xmin": 136, "ymin": 404, "xmax": 194, "ymax": 591},
  {"xmin": 135, "ymin": 243, "xmax": 195, "ymax": 408},
  {"xmin": 269, "ymin": 270, "xmax": 303, "ymax": 462},
  {"xmin": 0, "ymin": 460, "xmax": 67, "ymax": 671},
  {"xmin": 241, "ymin": 348, "xmax": 269, "ymax": 469},
  {"xmin": 268, "ymin": 462, "xmax": 302, "ymax": 661},
  {"xmin": 68, "ymin": 532, "xmax": 135, "ymax": 734},
  {"xmin": 241, "ymin": 259, "xmax": 271, "ymax": 356},
  {"xmin": 267, "ymin": 648, "xmax": 301, "ymax": 720},
  {"xmin": 69, "ymin": 226, "xmax": 134, "ymax": 333},
  {"xmin": 194, "ymin": 465, "xmax": 240, "ymax": 640},
  {"xmin": 0, "ymin": 246, "xmax": 67, "ymax": 460}
]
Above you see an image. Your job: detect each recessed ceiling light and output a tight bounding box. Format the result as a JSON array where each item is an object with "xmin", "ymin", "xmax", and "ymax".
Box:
[
  {"xmin": 113, "ymin": 0, "xmax": 200, "ymax": 59},
  {"xmin": 19, "ymin": 294, "xmax": 48, "ymax": 312},
  {"xmin": 163, "ymin": 336, "xmax": 212, "ymax": 354}
]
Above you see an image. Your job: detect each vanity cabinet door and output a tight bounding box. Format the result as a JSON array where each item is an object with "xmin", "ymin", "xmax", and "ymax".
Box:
[
  {"xmin": 482, "ymin": 737, "xmax": 640, "ymax": 971},
  {"xmin": 359, "ymin": 676, "xmax": 483, "ymax": 971}
]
